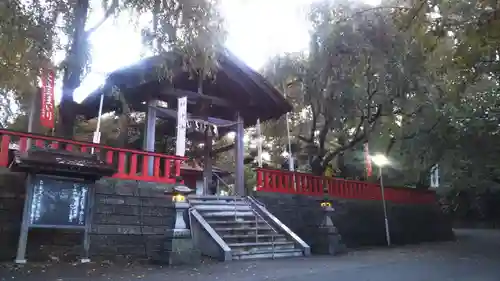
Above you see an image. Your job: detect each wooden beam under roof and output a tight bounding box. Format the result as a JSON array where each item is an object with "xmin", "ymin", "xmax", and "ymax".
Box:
[{"xmin": 160, "ymin": 88, "xmax": 232, "ymax": 107}]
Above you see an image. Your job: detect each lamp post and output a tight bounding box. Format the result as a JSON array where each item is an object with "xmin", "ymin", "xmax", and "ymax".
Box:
[{"xmin": 371, "ymin": 154, "xmax": 391, "ymax": 247}]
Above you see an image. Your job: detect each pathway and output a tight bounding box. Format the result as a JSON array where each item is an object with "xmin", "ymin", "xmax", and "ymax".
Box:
[{"xmin": 2, "ymin": 229, "xmax": 499, "ymax": 281}]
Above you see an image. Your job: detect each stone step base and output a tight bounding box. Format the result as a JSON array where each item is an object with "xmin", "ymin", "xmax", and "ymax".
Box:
[{"xmin": 232, "ymin": 248, "xmax": 303, "ymax": 260}]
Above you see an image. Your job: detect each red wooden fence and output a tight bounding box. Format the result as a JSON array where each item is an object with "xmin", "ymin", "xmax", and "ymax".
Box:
[
  {"xmin": 0, "ymin": 129, "xmax": 185, "ymax": 184},
  {"xmin": 256, "ymin": 168, "xmax": 436, "ymax": 204}
]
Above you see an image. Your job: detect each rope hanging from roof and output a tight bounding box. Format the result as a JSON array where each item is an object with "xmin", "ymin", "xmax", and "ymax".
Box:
[
  {"xmin": 187, "ymin": 119, "xmax": 218, "ymax": 136},
  {"xmin": 187, "ymin": 117, "xmax": 240, "ymax": 137}
]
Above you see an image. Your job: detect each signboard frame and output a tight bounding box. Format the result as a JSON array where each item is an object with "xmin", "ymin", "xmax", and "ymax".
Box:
[{"xmin": 15, "ymin": 174, "xmax": 95, "ymax": 264}]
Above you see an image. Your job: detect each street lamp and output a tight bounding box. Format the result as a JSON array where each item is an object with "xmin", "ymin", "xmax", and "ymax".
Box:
[{"xmin": 371, "ymin": 154, "xmax": 391, "ymax": 247}]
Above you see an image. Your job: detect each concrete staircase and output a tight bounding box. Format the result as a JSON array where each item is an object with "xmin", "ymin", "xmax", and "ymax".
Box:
[{"xmin": 188, "ymin": 195, "xmax": 309, "ymax": 260}]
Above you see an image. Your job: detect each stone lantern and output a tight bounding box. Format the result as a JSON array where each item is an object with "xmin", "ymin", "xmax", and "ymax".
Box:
[
  {"xmin": 313, "ymin": 200, "xmax": 346, "ymax": 255},
  {"xmin": 154, "ymin": 178, "xmax": 200, "ymax": 265}
]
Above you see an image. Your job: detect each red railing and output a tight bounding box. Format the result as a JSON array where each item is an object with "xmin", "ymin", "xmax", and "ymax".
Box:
[
  {"xmin": 0, "ymin": 129, "xmax": 186, "ymax": 184},
  {"xmin": 256, "ymin": 168, "xmax": 436, "ymax": 204}
]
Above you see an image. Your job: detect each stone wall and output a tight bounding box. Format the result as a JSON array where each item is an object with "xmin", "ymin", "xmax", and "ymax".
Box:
[
  {"xmin": 90, "ymin": 179, "xmax": 175, "ymax": 260},
  {"xmin": 0, "ymin": 169, "xmax": 454, "ymax": 261},
  {"xmin": 0, "ymin": 170, "xmax": 25, "ymax": 261},
  {"xmin": 255, "ymin": 192, "xmax": 454, "ymax": 250},
  {"xmin": 0, "ymin": 169, "xmax": 175, "ymax": 262}
]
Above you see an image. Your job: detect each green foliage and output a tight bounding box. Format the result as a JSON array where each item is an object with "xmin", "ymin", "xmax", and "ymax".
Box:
[
  {"xmin": 260, "ymin": 0, "xmax": 444, "ymax": 185},
  {"xmin": 0, "ymin": 0, "xmax": 66, "ymax": 126},
  {"xmin": 244, "ymin": 164, "xmax": 256, "ymax": 193},
  {"xmin": 3, "ymin": 0, "xmax": 500, "ymax": 194},
  {"xmin": 392, "ymin": 0, "xmax": 500, "ymax": 189},
  {"xmin": 255, "ymin": 0, "xmax": 500, "ymax": 190},
  {"xmin": 0, "ymin": 0, "xmax": 226, "ymax": 136}
]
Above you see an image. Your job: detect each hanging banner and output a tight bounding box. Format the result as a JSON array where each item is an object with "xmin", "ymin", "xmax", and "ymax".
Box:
[
  {"xmin": 364, "ymin": 142, "xmax": 372, "ymax": 177},
  {"xmin": 40, "ymin": 69, "xmax": 55, "ymax": 129},
  {"xmin": 176, "ymin": 97, "xmax": 188, "ymax": 156}
]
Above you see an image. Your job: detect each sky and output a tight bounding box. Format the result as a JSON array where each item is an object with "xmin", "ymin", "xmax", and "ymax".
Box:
[{"xmin": 71, "ymin": 0, "xmax": 380, "ymax": 103}]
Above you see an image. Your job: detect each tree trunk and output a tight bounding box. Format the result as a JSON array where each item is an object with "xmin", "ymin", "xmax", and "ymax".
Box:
[
  {"xmin": 336, "ymin": 135, "xmax": 347, "ymax": 178},
  {"xmin": 310, "ymin": 156, "xmax": 324, "ymax": 176},
  {"xmin": 117, "ymin": 94, "xmax": 131, "ymax": 148},
  {"xmin": 337, "ymin": 152, "xmax": 347, "ymax": 178},
  {"xmin": 58, "ymin": 0, "xmax": 90, "ymax": 138}
]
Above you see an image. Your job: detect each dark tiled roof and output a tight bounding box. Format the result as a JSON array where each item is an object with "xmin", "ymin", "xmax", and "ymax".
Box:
[{"xmin": 78, "ymin": 50, "xmax": 292, "ymax": 127}]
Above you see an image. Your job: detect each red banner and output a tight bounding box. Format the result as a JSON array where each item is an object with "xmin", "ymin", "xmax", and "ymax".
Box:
[
  {"xmin": 40, "ymin": 69, "xmax": 55, "ymax": 129},
  {"xmin": 364, "ymin": 142, "xmax": 372, "ymax": 177}
]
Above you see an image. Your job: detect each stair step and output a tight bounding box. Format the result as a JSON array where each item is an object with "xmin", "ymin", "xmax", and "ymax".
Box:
[
  {"xmin": 202, "ymin": 211, "xmax": 255, "ymax": 217},
  {"xmin": 188, "ymin": 195, "xmax": 244, "ymax": 201},
  {"xmin": 222, "ymin": 234, "xmax": 285, "ymax": 239},
  {"xmin": 189, "ymin": 200, "xmax": 248, "ymax": 205},
  {"xmin": 228, "ymin": 241, "xmax": 294, "ymax": 248},
  {"xmin": 206, "ymin": 216, "xmax": 261, "ymax": 223},
  {"xmin": 207, "ymin": 220, "xmax": 267, "ymax": 225},
  {"xmin": 214, "ymin": 226, "xmax": 274, "ymax": 232},
  {"xmin": 229, "ymin": 241, "xmax": 296, "ymax": 252},
  {"xmin": 232, "ymin": 249, "xmax": 304, "ymax": 260},
  {"xmin": 188, "ymin": 195, "xmax": 307, "ymax": 261},
  {"xmin": 193, "ymin": 205, "xmax": 252, "ymax": 211}
]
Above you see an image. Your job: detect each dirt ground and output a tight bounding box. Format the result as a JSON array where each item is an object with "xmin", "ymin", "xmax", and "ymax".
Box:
[{"xmin": 1, "ymin": 229, "xmax": 499, "ymax": 281}]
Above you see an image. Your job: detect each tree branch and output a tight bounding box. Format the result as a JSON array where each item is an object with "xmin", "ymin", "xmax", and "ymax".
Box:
[
  {"xmin": 298, "ymin": 135, "xmax": 311, "ymax": 142},
  {"xmin": 351, "ymin": 115, "xmax": 367, "ymax": 141},
  {"xmin": 309, "ymin": 103, "xmax": 318, "ymax": 142},
  {"xmin": 298, "ymin": 102, "xmax": 319, "ymax": 143},
  {"xmin": 402, "ymin": 0, "xmax": 427, "ymax": 31},
  {"xmin": 318, "ymin": 119, "xmax": 332, "ymax": 155},
  {"xmin": 84, "ymin": 0, "xmax": 119, "ymax": 37},
  {"xmin": 385, "ymin": 136, "xmax": 397, "ymax": 155},
  {"xmin": 336, "ymin": 6, "xmax": 412, "ymax": 25},
  {"xmin": 321, "ymin": 104, "xmax": 383, "ymax": 168},
  {"xmin": 400, "ymin": 115, "xmax": 443, "ymax": 141},
  {"xmin": 212, "ymin": 143, "xmax": 235, "ymax": 155}
]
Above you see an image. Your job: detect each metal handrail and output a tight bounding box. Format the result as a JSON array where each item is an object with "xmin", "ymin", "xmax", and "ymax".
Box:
[
  {"xmin": 213, "ymin": 172, "xmax": 232, "ymax": 194},
  {"xmin": 210, "ymin": 172, "xmax": 238, "ymax": 221},
  {"xmin": 243, "ymin": 197, "xmax": 279, "ymax": 259}
]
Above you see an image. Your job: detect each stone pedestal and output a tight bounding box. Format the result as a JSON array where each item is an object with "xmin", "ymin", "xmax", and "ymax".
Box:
[
  {"xmin": 155, "ymin": 229, "xmax": 201, "ymax": 265},
  {"xmin": 312, "ymin": 205, "xmax": 346, "ymax": 255}
]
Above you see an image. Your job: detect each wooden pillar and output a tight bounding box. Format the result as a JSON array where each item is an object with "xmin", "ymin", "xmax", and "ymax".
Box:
[
  {"xmin": 143, "ymin": 100, "xmax": 157, "ymax": 176},
  {"xmin": 234, "ymin": 113, "xmax": 245, "ymax": 196},
  {"xmin": 203, "ymin": 129, "xmax": 213, "ymax": 195}
]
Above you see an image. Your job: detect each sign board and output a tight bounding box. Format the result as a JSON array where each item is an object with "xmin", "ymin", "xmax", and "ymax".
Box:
[
  {"xmin": 40, "ymin": 69, "xmax": 55, "ymax": 129},
  {"xmin": 29, "ymin": 176, "xmax": 89, "ymax": 227},
  {"xmin": 15, "ymin": 175, "xmax": 93, "ymax": 264},
  {"xmin": 430, "ymin": 164, "xmax": 439, "ymax": 188},
  {"xmin": 176, "ymin": 97, "xmax": 187, "ymax": 156},
  {"xmin": 92, "ymin": 131, "xmax": 101, "ymax": 144}
]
